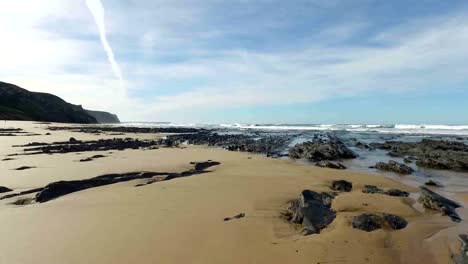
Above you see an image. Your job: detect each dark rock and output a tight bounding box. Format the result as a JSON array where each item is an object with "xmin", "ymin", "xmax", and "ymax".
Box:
[
  {"xmin": 79, "ymin": 158, "xmax": 93, "ymax": 162},
  {"xmin": 289, "ymin": 134, "xmax": 357, "ymax": 161},
  {"xmin": 419, "ymin": 186, "xmax": 462, "ymax": 222},
  {"xmin": 382, "ymin": 213, "xmax": 408, "ymax": 230},
  {"xmin": 352, "ymin": 213, "xmax": 382, "ymax": 232},
  {"xmin": 374, "ymin": 160, "xmax": 414, "ymax": 174},
  {"xmin": 224, "ymin": 213, "xmax": 246, "ymax": 221},
  {"xmin": 355, "ymin": 141, "xmax": 370, "ymax": 149},
  {"xmin": 192, "ymin": 161, "xmax": 221, "ymax": 171},
  {"xmin": 315, "ymin": 161, "xmax": 347, "ymax": 170},
  {"xmin": 91, "ymin": 155, "xmax": 106, "ymax": 159},
  {"xmin": 14, "ymin": 166, "xmax": 35, "ymax": 170},
  {"xmin": 353, "ymin": 213, "xmax": 408, "ymax": 232},
  {"xmin": 385, "ymin": 189, "xmax": 410, "ymax": 197},
  {"xmin": 0, "ymin": 186, "xmax": 13, "ymax": 193},
  {"xmin": 35, "ymin": 161, "xmax": 220, "ymax": 203},
  {"xmin": 454, "ymin": 234, "xmax": 468, "ymax": 264},
  {"xmin": 14, "ymin": 138, "xmax": 165, "ymax": 155},
  {"xmin": 370, "ymin": 139, "xmax": 468, "ymax": 172},
  {"xmin": 362, "ymin": 185, "xmax": 409, "ymax": 197},
  {"xmin": 2, "ymin": 158, "xmax": 15, "ymax": 161},
  {"xmin": 286, "ymin": 190, "xmax": 336, "ymax": 235},
  {"xmin": 403, "ymin": 158, "xmax": 412, "ymax": 164},
  {"xmin": 331, "ymin": 180, "xmax": 353, "ymax": 192},
  {"xmin": 425, "ymin": 180, "xmax": 443, "ymax": 187},
  {"xmin": 362, "ymin": 185, "xmax": 385, "ymax": 194}
]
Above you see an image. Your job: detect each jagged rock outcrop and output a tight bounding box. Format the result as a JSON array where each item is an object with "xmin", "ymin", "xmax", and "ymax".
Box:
[
  {"xmin": 352, "ymin": 213, "xmax": 407, "ymax": 232},
  {"xmin": 418, "ymin": 186, "xmax": 462, "ymax": 222},
  {"xmin": 289, "ymin": 134, "xmax": 357, "ymax": 161},
  {"xmin": 373, "ymin": 160, "xmax": 414, "ymax": 174},
  {"xmin": 370, "ymin": 139, "xmax": 468, "ymax": 171},
  {"xmin": 285, "ymin": 190, "xmax": 336, "ymax": 235}
]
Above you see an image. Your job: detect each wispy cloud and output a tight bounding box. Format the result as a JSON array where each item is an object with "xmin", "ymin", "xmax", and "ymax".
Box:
[{"xmin": 85, "ymin": 0, "xmax": 125, "ymax": 94}]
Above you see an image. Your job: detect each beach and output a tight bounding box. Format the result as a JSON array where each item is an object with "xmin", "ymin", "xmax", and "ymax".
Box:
[{"xmin": 0, "ymin": 121, "xmax": 467, "ymax": 264}]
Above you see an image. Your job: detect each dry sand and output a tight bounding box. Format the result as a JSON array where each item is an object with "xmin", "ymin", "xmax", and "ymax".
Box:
[{"xmin": 0, "ymin": 121, "xmax": 466, "ymax": 264}]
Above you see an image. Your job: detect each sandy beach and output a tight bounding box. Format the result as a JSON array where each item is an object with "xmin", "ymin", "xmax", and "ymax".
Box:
[{"xmin": 0, "ymin": 121, "xmax": 467, "ymax": 264}]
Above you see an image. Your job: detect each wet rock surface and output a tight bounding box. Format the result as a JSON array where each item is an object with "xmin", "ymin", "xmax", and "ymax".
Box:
[
  {"xmin": 1, "ymin": 161, "xmax": 220, "ymax": 203},
  {"xmin": 418, "ymin": 186, "xmax": 462, "ymax": 222},
  {"xmin": 289, "ymin": 134, "xmax": 357, "ymax": 161},
  {"xmin": 352, "ymin": 213, "xmax": 407, "ymax": 232},
  {"xmin": 371, "ymin": 139, "xmax": 468, "ymax": 171},
  {"xmin": 285, "ymin": 190, "xmax": 336, "ymax": 235},
  {"xmin": 12, "ymin": 138, "xmax": 166, "ymax": 155},
  {"xmin": 331, "ymin": 180, "xmax": 353, "ymax": 192},
  {"xmin": 362, "ymin": 185, "xmax": 409, "ymax": 197},
  {"xmin": 167, "ymin": 132, "xmax": 293, "ymax": 157},
  {"xmin": 315, "ymin": 160, "xmax": 347, "ymax": 170},
  {"xmin": 373, "ymin": 160, "xmax": 414, "ymax": 174}
]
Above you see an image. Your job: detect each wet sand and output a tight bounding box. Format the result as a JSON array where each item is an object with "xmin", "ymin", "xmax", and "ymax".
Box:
[{"xmin": 0, "ymin": 121, "xmax": 466, "ymax": 264}]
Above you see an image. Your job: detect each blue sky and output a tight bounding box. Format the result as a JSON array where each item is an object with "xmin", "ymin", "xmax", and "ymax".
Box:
[{"xmin": 1, "ymin": 0, "xmax": 468, "ymax": 123}]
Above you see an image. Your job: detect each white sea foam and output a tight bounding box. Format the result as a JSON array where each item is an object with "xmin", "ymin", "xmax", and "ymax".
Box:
[{"xmin": 120, "ymin": 122, "xmax": 468, "ymax": 135}]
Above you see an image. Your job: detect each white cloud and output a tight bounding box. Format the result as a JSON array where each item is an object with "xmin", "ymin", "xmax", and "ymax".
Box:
[{"xmin": 1, "ymin": 1, "xmax": 468, "ymax": 122}]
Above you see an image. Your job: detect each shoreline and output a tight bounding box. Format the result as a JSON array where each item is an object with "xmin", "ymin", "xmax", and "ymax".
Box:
[{"xmin": 0, "ymin": 121, "xmax": 467, "ymax": 263}]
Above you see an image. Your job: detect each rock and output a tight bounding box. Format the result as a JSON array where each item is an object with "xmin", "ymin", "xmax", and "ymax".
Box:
[
  {"xmin": 352, "ymin": 213, "xmax": 408, "ymax": 232},
  {"xmin": 355, "ymin": 141, "xmax": 370, "ymax": 149},
  {"xmin": 69, "ymin": 137, "xmax": 78, "ymax": 143},
  {"xmin": 192, "ymin": 161, "xmax": 221, "ymax": 171},
  {"xmin": 419, "ymin": 186, "xmax": 462, "ymax": 222},
  {"xmin": 416, "ymin": 158, "xmax": 450, "ymax": 170},
  {"xmin": 374, "ymin": 160, "xmax": 414, "ymax": 174},
  {"xmin": 35, "ymin": 161, "xmax": 220, "ymax": 203},
  {"xmin": 331, "ymin": 180, "xmax": 353, "ymax": 192},
  {"xmin": 382, "ymin": 213, "xmax": 408, "ymax": 230},
  {"xmin": 403, "ymin": 158, "xmax": 412, "ymax": 164},
  {"xmin": 14, "ymin": 166, "xmax": 35, "ymax": 171},
  {"xmin": 0, "ymin": 186, "xmax": 13, "ymax": 193},
  {"xmin": 425, "ymin": 180, "xmax": 443, "ymax": 187},
  {"xmin": 79, "ymin": 158, "xmax": 93, "ymax": 162},
  {"xmin": 286, "ymin": 190, "xmax": 336, "ymax": 235},
  {"xmin": 289, "ymin": 134, "xmax": 357, "ymax": 161},
  {"xmin": 45, "ymin": 133, "xmax": 51, "ymax": 135},
  {"xmin": 454, "ymin": 234, "xmax": 468, "ymax": 264},
  {"xmin": 370, "ymin": 139, "xmax": 468, "ymax": 172},
  {"xmin": 91, "ymin": 155, "xmax": 106, "ymax": 159},
  {"xmin": 224, "ymin": 213, "xmax": 246, "ymax": 221},
  {"xmin": 385, "ymin": 189, "xmax": 410, "ymax": 197},
  {"xmin": 362, "ymin": 185, "xmax": 384, "ymax": 194},
  {"xmin": 362, "ymin": 185, "xmax": 409, "ymax": 197},
  {"xmin": 352, "ymin": 213, "xmax": 382, "ymax": 232},
  {"xmin": 315, "ymin": 160, "xmax": 347, "ymax": 170}
]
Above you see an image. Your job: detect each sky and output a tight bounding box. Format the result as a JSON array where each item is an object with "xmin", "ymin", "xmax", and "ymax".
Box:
[{"xmin": 0, "ymin": 0, "xmax": 468, "ymax": 124}]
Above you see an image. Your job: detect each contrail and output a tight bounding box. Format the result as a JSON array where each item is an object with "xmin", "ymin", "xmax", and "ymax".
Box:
[{"xmin": 85, "ymin": 0, "xmax": 124, "ymax": 90}]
